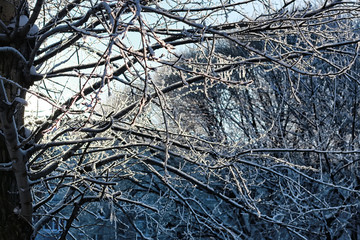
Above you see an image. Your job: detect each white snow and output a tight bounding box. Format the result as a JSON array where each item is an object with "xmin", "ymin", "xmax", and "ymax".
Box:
[
  {"xmin": 13, "ymin": 97, "xmax": 28, "ymax": 106},
  {"xmin": 28, "ymin": 24, "xmax": 39, "ymax": 35},
  {"xmin": 19, "ymin": 15, "xmax": 29, "ymax": 27},
  {"xmin": 30, "ymin": 66, "xmax": 37, "ymax": 75},
  {"xmin": 7, "ymin": 23, "xmax": 15, "ymax": 30},
  {"xmin": 23, "ymin": 127, "xmax": 32, "ymax": 138}
]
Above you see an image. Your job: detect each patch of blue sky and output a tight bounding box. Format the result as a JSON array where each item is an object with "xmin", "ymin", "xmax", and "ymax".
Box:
[{"xmin": 25, "ymin": 0, "xmax": 329, "ymax": 118}]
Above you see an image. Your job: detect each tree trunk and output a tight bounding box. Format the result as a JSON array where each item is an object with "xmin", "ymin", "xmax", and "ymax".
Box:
[{"xmin": 0, "ymin": 0, "xmax": 33, "ymax": 239}]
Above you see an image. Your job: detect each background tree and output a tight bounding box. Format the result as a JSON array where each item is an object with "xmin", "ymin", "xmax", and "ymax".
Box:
[
  {"xmin": 158, "ymin": 33, "xmax": 360, "ymax": 238},
  {"xmin": 0, "ymin": 0, "xmax": 360, "ymax": 239}
]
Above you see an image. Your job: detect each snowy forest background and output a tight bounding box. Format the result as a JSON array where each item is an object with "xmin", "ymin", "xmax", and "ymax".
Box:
[{"xmin": 0, "ymin": 0, "xmax": 360, "ymax": 239}]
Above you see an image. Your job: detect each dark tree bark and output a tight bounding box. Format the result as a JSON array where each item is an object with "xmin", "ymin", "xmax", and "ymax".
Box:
[{"xmin": 0, "ymin": 0, "xmax": 34, "ymax": 239}]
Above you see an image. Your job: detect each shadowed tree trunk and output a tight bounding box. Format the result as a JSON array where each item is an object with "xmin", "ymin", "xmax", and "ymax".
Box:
[{"xmin": 0, "ymin": 0, "xmax": 33, "ymax": 239}]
